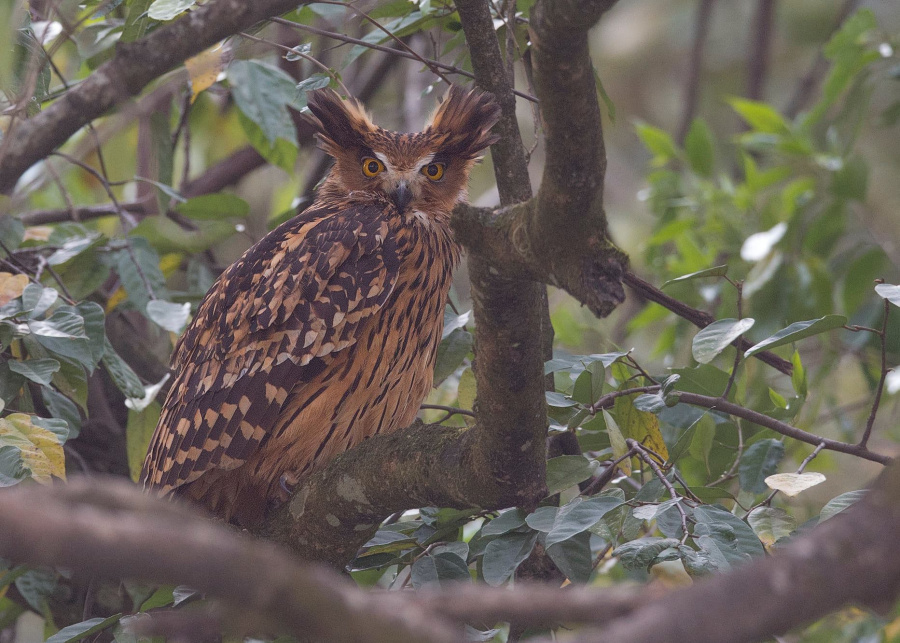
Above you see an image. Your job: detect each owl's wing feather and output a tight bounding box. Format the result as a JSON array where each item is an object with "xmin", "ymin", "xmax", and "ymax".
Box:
[{"xmin": 140, "ymin": 200, "xmax": 400, "ymax": 493}]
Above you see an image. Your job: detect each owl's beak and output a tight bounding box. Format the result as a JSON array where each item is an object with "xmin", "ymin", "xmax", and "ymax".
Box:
[{"xmin": 390, "ymin": 181, "xmax": 413, "ymax": 213}]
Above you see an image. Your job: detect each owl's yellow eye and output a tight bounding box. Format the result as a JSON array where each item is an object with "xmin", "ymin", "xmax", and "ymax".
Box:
[
  {"xmin": 362, "ymin": 157, "xmax": 384, "ymax": 177},
  {"xmin": 421, "ymin": 162, "xmax": 445, "ymax": 181}
]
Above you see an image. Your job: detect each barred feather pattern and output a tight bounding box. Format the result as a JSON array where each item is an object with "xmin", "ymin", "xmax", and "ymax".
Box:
[
  {"xmin": 141, "ymin": 85, "xmax": 497, "ymax": 527},
  {"xmin": 141, "ymin": 193, "xmax": 458, "ymax": 525}
]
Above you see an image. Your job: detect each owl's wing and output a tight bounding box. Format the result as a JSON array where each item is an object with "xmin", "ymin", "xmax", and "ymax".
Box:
[{"xmin": 140, "ymin": 201, "xmax": 400, "ymax": 494}]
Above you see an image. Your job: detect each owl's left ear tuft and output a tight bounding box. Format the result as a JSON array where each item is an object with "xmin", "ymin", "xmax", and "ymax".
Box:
[
  {"xmin": 427, "ymin": 85, "xmax": 501, "ymax": 160},
  {"xmin": 306, "ymin": 89, "xmax": 377, "ymax": 156}
]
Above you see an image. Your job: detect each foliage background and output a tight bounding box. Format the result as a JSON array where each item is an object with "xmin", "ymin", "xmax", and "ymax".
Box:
[{"xmin": 1, "ymin": 0, "xmax": 899, "ymax": 641}]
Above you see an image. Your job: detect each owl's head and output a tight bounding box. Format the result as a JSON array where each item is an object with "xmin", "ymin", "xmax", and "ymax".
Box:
[{"xmin": 306, "ymin": 85, "xmax": 501, "ymax": 218}]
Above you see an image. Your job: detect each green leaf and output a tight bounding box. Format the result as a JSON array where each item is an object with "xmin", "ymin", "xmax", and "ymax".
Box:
[
  {"xmin": 433, "ymin": 328, "xmax": 472, "ymax": 385},
  {"xmin": 684, "ymin": 119, "xmax": 714, "ymax": 176},
  {"xmin": 831, "ymin": 156, "xmax": 868, "ymax": 200},
  {"xmin": 108, "ymin": 238, "xmax": 167, "ymax": 311},
  {"xmin": 593, "ymin": 69, "xmax": 616, "ymax": 122},
  {"xmin": 691, "ymin": 318, "xmax": 755, "ymax": 364},
  {"xmin": 21, "ymin": 284, "xmax": 58, "ymax": 319},
  {"xmin": 147, "ymin": 0, "xmax": 195, "ymax": 21},
  {"xmin": 820, "ymin": 490, "xmax": 866, "ymax": 522},
  {"xmin": 7, "ymin": 359, "xmax": 59, "ymax": 385},
  {"xmin": 27, "ymin": 308, "xmax": 93, "ymax": 368},
  {"xmin": 482, "ymin": 531, "xmax": 538, "ymax": 586},
  {"xmin": 41, "ymin": 386, "xmax": 81, "ymax": 440},
  {"xmin": 482, "ymin": 509, "xmax": 527, "ymax": 536},
  {"xmin": 662, "ymin": 265, "xmax": 728, "ymax": 288},
  {"xmin": 235, "ymin": 101, "xmax": 298, "ymax": 174},
  {"xmin": 791, "ymin": 351, "xmax": 807, "ymax": 396},
  {"xmin": 0, "ymin": 218, "xmax": 25, "ymax": 252},
  {"xmin": 126, "ymin": 402, "xmax": 160, "ymax": 482},
  {"xmin": 693, "ymin": 505, "xmax": 764, "ymax": 564},
  {"xmin": 744, "ymin": 315, "xmax": 848, "ymax": 357},
  {"xmin": 544, "ymin": 351, "xmax": 629, "ymax": 375},
  {"xmin": 524, "ymin": 506, "xmax": 557, "ymax": 532},
  {"xmin": 175, "ymin": 194, "xmax": 250, "ymax": 220},
  {"xmin": 545, "ymin": 495, "xmax": 625, "ymax": 548},
  {"xmin": 635, "ymin": 122, "xmax": 678, "ymax": 165},
  {"xmin": 45, "ymin": 614, "xmax": 123, "ymax": 643},
  {"xmin": 295, "ymin": 73, "xmax": 332, "ymax": 109},
  {"xmin": 47, "ymin": 234, "xmax": 100, "ymax": 266},
  {"xmin": 410, "ymin": 552, "xmax": 470, "ymax": 588},
  {"xmin": 75, "ymin": 301, "xmax": 106, "ymax": 369},
  {"xmin": 875, "ymin": 283, "xmax": 900, "ymax": 308},
  {"xmin": 131, "ymin": 211, "xmax": 240, "ymax": 255},
  {"xmin": 728, "ymin": 97, "xmax": 789, "ymax": 134},
  {"xmin": 102, "ymin": 338, "xmax": 146, "ymax": 400},
  {"xmin": 545, "ymin": 455, "xmax": 597, "ymax": 496},
  {"xmin": 229, "ymin": 60, "xmax": 299, "ymax": 145},
  {"xmin": 545, "ymin": 391, "xmax": 577, "ymax": 408},
  {"xmin": 747, "ymin": 507, "xmax": 795, "ymax": 548},
  {"xmin": 546, "ymin": 531, "xmax": 593, "ymax": 583},
  {"xmin": 613, "ymin": 537, "xmax": 680, "ymax": 571},
  {"xmin": 146, "ymin": 300, "xmax": 191, "ymax": 334},
  {"xmin": 739, "ymin": 439, "xmax": 784, "ymax": 494},
  {"xmin": 15, "ymin": 568, "xmax": 57, "ymax": 612}
]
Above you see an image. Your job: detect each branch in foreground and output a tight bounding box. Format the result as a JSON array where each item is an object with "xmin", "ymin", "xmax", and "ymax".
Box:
[
  {"xmin": 0, "ymin": 479, "xmax": 456, "ymax": 643},
  {"xmin": 0, "ymin": 0, "xmax": 310, "ymax": 194},
  {"xmin": 560, "ymin": 458, "xmax": 900, "ymax": 643}
]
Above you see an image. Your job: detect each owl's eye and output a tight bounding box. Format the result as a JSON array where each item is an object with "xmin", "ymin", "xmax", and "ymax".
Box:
[
  {"xmin": 421, "ymin": 162, "xmax": 445, "ymax": 181},
  {"xmin": 361, "ymin": 157, "xmax": 385, "ymax": 177}
]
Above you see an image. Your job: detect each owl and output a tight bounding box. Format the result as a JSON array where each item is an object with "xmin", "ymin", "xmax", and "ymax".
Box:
[{"xmin": 141, "ymin": 85, "xmax": 501, "ymax": 527}]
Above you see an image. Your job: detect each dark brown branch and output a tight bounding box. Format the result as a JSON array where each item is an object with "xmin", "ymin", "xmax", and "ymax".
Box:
[
  {"xmin": 623, "ymin": 270, "xmax": 793, "ymax": 375},
  {"xmin": 553, "ymin": 458, "xmax": 900, "ymax": 643},
  {"xmin": 677, "ymin": 0, "xmax": 715, "ymax": 143},
  {"xmin": 676, "ymin": 392, "xmax": 891, "ymax": 465},
  {"xmin": 860, "ymin": 293, "xmax": 890, "ymax": 448},
  {"xmin": 0, "ymin": 479, "xmax": 458, "ymax": 643},
  {"xmin": 746, "ymin": 0, "xmax": 776, "ymax": 101},
  {"xmin": 0, "ymin": 0, "xmax": 314, "ymax": 194},
  {"xmin": 454, "ymin": 0, "xmax": 549, "ymax": 507}
]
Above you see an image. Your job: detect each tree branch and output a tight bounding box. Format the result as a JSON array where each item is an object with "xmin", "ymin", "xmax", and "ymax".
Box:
[
  {"xmin": 454, "ymin": 0, "xmax": 549, "ymax": 507},
  {"xmin": 0, "ymin": 0, "xmax": 312, "ymax": 194}
]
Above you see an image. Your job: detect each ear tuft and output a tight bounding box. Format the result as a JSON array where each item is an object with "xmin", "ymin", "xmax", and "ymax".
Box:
[
  {"xmin": 305, "ymin": 89, "xmax": 376, "ymax": 156},
  {"xmin": 427, "ymin": 85, "xmax": 501, "ymax": 160}
]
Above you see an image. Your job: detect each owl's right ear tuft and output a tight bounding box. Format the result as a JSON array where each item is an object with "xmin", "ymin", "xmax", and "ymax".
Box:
[
  {"xmin": 427, "ymin": 85, "xmax": 501, "ymax": 160},
  {"xmin": 306, "ymin": 89, "xmax": 376, "ymax": 156}
]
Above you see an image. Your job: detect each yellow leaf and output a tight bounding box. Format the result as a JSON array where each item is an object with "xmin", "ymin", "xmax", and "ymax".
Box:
[
  {"xmin": 23, "ymin": 226, "xmax": 53, "ymax": 241},
  {"xmin": 159, "ymin": 252, "xmax": 183, "ymax": 277},
  {"xmin": 614, "ymin": 391, "xmax": 669, "ymax": 464},
  {"xmin": 0, "ymin": 413, "xmax": 66, "ymax": 483},
  {"xmin": 106, "ymin": 286, "xmax": 127, "ymax": 312},
  {"xmin": 185, "ymin": 44, "xmax": 225, "ymax": 103},
  {"xmin": 0, "ymin": 272, "xmax": 29, "ymax": 306}
]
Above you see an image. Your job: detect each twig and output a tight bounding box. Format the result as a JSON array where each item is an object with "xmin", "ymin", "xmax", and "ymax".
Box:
[
  {"xmin": 420, "ymin": 404, "xmax": 476, "ymax": 418},
  {"xmin": 858, "ymin": 289, "xmax": 890, "ymax": 448},
  {"xmin": 627, "ymin": 439, "xmax": 690, "ymax": 543},
  {"xmin": 310, "ymin": 0, "xmax": 453, "ymax": 86},
  {"xmin": 581, "ymin": 448, "xmax": 638, "ymax": 496},
  {"xmin": 677, "ymin": 0, "xmax": 715, "ymax": 144},
  {"xmin": 674, "ymin": 392, "xmax": 891, "ymax": 465},
  {"xmin": 238, "ymin": 31, "xmax": 350, "ymax": 95},
  {"xmin": 588, "ymin": 386, "xmax": 661, "ymax": 414},
  {"xmin": 623, "ymin": 271, "xmax": 793, "ymax": 376},
  {"xmin": 269, "ymin": 17, "xmax": 538, "ymax": 103}
]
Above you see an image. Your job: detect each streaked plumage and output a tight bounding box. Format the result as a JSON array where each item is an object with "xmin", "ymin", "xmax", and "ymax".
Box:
[{"xmin": 141, "ymin": 86, "xmax": 500, "ymax": 526}]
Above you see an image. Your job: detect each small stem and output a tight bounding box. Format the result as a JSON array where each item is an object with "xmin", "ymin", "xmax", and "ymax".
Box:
[
  {"xmin": 860, "ymin": 294, "xmax": 890, "ymax": 448},
  {"xmin": 627, "ymin": 439, "xmax": 690, "ymax": 544}
]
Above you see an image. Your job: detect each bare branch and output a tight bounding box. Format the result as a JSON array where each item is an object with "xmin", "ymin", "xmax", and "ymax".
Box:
[{"xmin": 746, "ymin": 0, "xmax": 776, "ymax": 101}]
